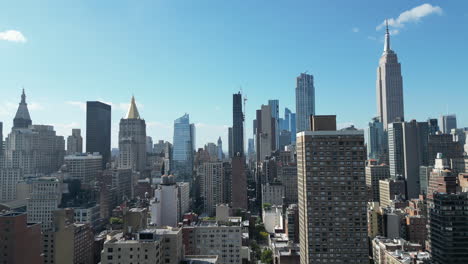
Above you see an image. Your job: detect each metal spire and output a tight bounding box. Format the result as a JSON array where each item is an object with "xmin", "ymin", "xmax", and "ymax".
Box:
[{"xmin": 384, "ymin": 19, "xmax": 391, "ymax": 52}]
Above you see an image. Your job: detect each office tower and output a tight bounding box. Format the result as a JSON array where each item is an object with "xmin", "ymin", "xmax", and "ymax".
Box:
[
  {"xmin": 86, "ymin": 101, "xmax": 111, "ymax": 167},
  {"xmin": 419, "ymin": 165, "xmax": 433, "ymax": 195},
  {"xmin": 269, "ymin": 99, "xmax": 280, "ymax": 149},
  {"xmin": 290, "ymin": 112, "xmax": 297, "ymax": 143},
  {"xmin": 386, "ymin": 116, "xmax": 404, "ymax": 176},
  {"xmin": 247, "ymin": 138, "xmax": 255, "ymax": 161},
  {"xmin": 146, "ymin": 136, "xmax": 153, "ymax": 153},
  {"xmin": 204, "ymin": 142, "xmax": 218, "ymax": 160},
  {"xmin": 52, "ymin": 209, "xmax": 94, "ymax": 264},
  {"xmin": 198, "ymin": 162, "xmax": 224, "ymax": 216},
  {"xmin": 284, "ymin": 107, "xmax": 292, "ymax": 131},
  {"xmin": 295, "ymin": 73, "xmax": 315, "ymax": 133},
  {"xmin": 66, "ymin": 128, "xmax": 83, "ymax": 154},
  {"xmin": 217, "ymin": 136, "xmax": 223, "ymax": 160},
  {"xmin": 118, "ymin": 96, "xmax": 147, "ymax": 172},
  {"xmin": 13, "ymin": 89, "xmax": 32, "ymax": 129},
  {"xmin": 367, "ymin": 117, "xmax": 385, "ymax": 160},
  {"xmin": 366, "ymin": 163, "xmax": 390, "ymax": 202},
  {"xmin": 102, "ymin": 167, "xmax": 132, "ymax": 203},
  {"xmin": 64, "ymin": 153, "xmax": 102, "ymax": 186},
  {"xmin": 255, "ymin": 105, "xmax": 275, "ymax": 161},
  {"xmin": 27, "ymin": 176, "xmax": 62, "ymax": 232},
  {"xmin": 376, "ymin": 24, "xmax": 404, "ymax": 130},
  {"xmin": 279, "ymin": 130, "xmax": 292, "ymax": 150},
  {"xmin": 427, "ymin": 118, "xmax": 439, "ymax": 135},
  {"xmin": 3, "ymin": 125, "xmax": 65, "ymax": 174},
  {"xmin": 233, "ymin": 93, "xmax": 244, "ymax": 156},
  {"xmin": 231, "ymin": 156, "xmax": 247, "ymax": 210},
  {"xmin": 278, "ymin": 165, "xmax": 298, "ymax": 204},
  {"xmin": 379, "ymin": 179, "xmax": 406, "ymax": 208},
  {"xmin": 428, "ymin": 134, "xmax": 463, "ymax": 165},
  {"xmin": 439, "ymin": 114, "xmax": 457, "ymax": 134},
  {"xmin": 297, "ymin": 116, "xmax": 368, "ymax": 263},
  {"xmin": 402, "ymin": 120, "xmax": 429, "ymax": 198},
  {"xmin": 429, "ymin": 193, "xmax": 468, "ymax": 264},
  {"xmin": 228, "ymin": 127, "xmax": 233, "ymax": 158},
  {"xmin": 173, "ymin": 114, "xmax": 194, "ymax": 178},
  {"xmin": 0, "ymin": 212, "xmax": 43, "ymax": 264},
  {"xmin": 388, "ymin": 120, "xmax": 429, "ymax": 198},
  {"xmin": 153, "ymin": 140, "xmax": 165, "ymax": 154}
]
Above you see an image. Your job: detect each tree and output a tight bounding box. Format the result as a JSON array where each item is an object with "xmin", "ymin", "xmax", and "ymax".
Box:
[{"xmin": 260, "ymin": 249, "xmax": 273, "ymax": 264}]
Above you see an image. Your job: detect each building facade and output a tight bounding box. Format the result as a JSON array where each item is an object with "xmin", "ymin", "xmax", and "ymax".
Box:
[
  {"xmin": 376, "ymin": 25, "xmax": 404, "ymax": 130},
  {"xmin": 86, "ymin": 101, "xmax": 111, "ymax": 168},
  {"xmin": 118, "ymin": 96, "xmax": 147, "ymax": 172},
  {"xmin": 297, "ymin": 117, "xmax": 368, "ymax": 263},
  {"xmin": 295, "ymin": 73, "xmax": 315, "ymax": 133}
]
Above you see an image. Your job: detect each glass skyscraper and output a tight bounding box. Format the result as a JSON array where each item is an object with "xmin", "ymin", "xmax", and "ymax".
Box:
[
  {"xmin": 173, "ymin": 114, "xmax": 195, "ymax": 179},
  {"xmin": 86, "ymin": 101, "xmax": 111, "ymax": 168}
]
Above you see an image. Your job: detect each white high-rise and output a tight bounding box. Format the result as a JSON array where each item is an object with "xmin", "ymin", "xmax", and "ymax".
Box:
[
  {"xmin": 376, "ymin": 23, "xmax": 404, "ymax": 130},
  {"xmin": 295, "ymin": 73, "xmax": 315, "ymax": 133}
]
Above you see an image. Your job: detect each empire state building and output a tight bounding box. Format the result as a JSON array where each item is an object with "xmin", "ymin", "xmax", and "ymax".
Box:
[{"xmin": 376, "ymin": 23, "xmax": 404, "ymax": 130}]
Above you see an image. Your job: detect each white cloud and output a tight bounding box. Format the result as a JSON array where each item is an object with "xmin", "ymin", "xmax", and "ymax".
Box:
[
  {"xmin": 377, "ymin": 3, "xmax": 443, "ymax": 31},
  {"xmin": 28, "ymin": 102, "xmax": 44, "ymax": 111},
  {"xmin": 367, "ymin": 36, "xmax": 377, "ymax": 41},
  {"xmin": 66, "ymin": 101, "xmax": 86, "ymax": 111},
  {"xmin": 0, "ymin": 30, "xmax": 27, "ymax": 43},
  {"xmin": 0, "ymin": 102, "xmax": 17, "ymax": 118},
  {"xmin": 352, "ymin": 27, "xmax": 360, "ymax": 33}
]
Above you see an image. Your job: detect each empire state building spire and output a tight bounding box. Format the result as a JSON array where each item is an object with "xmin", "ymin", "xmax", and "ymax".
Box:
[
  {"xmin": 384, "ymin": 20, "xmax": 391, "ymax": 53},
  {"xmin": 13, "ymin": 88, "xmax": 32, "ymax": 129}
]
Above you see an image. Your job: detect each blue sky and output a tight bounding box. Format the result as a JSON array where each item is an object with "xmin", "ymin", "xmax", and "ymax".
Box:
[{"xmin": 1, "ymin": 0, "xmax": 467, "ymax": 149}]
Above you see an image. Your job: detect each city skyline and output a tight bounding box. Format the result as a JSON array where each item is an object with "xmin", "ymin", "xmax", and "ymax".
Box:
[{"xmin": 1, "ymin": 1, "xmax": 467, "ymax": 148}]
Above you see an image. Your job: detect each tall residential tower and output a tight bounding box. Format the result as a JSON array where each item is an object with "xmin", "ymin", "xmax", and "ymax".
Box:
[{"xmin": 295, "ymin": 73, "xmax": 315, "ymax": 133}]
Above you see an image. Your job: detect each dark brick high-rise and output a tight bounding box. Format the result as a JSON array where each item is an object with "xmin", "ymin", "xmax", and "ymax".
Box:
[
  {"xmin": 429, "ymin": 193, "xmax": 468, "ymax": 263},
  {"xmin": 86, "ymin": 101, "xmax": 111, "ymax": 168}
]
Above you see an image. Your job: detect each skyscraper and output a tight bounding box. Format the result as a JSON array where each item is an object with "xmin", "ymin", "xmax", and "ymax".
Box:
[
  {"xmin": 297, "ymin": 116, "xmax": 368, "ymax": 263},
  {"xmin": 290, "ymin": 112, "xmax": 296, "ymax": 143},
  {"xmin": 268, "ymin": 99, "xmax": 280, "ymax": 149},
  {"xmin": 173, "ymin": 114, "xmax": 194, "ymax": 178},
  {"xmin": 118, "ymin": 96, "xmax": 147, "ymax": 172},
  {"xmin": 217, "ymin": 137, "xmax": 223, "ymax": 161},
  {"xmin": 232, "ymin": 93, "xmax": 244, "ymax": 156},
  {"xmin": 295, "ymin": 73, "xmax": 315, "ymax": 133},
  {"xmin": 67, "ymin": 128, "xmax": 83, "ymax": 154},
  {"xmin": 255, "ymin": 105, "xmax": 275, "ymax": 161},
  {"xmin": 388, "ymin": 120, "xmax": 429, "ymax": 198},
  {"xmin": 439, "ymin": 114, "xmax": 457, "ymax": 134},
  {"xmin": 367, "ymin": 117, "xmax": 385, "ymax": 160},
  {"xmin": 13, "ymin": 89, "xmax": 32, "ymax": 129},
  {"xmin": 284, "ymin": 107, "xmax": 291, "ymax": 131},
  {"xmin": 376, "ymin": 23, "xmax": 404, "ymax": 130},
  {"xmin": 228, "ymin": 127, "xmax": 233, "ymax": 158},
  {"xmin": 86, "ymin": 101, "xmax": 111, "ymax": 168}
]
